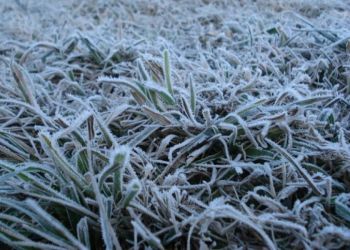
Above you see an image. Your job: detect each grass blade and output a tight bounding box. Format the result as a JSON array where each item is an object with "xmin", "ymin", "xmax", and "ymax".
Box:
[{"xmin": 163, "ymin": 50, "xmax": 174, "ymax": 96}]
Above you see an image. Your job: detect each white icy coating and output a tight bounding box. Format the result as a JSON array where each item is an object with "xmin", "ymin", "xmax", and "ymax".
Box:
[{"xmin": 0, "ymin": 0, "xmax": 349, "ymax": 249}]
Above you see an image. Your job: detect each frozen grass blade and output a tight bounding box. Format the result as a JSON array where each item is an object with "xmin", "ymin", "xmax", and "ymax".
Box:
[
  {"xmin": 39, "ymin": 133, "xmax": 86, "ymax": 189},
  {"xmin": 98, "ymin": 77, "xmax": 148, "ymax": 105},
  {"xmin": 24, "ymin": 199, "xmax": 87, "ymax": 250},
  {"xmin": 265, "ymin": 138, "xmax": 322, "ymax": 195},
  {"xmin": 99, "ymin": 146, "xmax": 130, "ymax": 199},
  {"xmin": 77, "ymin": 217, "xmax": 91, "ymax": 250},
  {"xmin": 163, "ymin": 50, "xmax": 174, "ymax": 96},
  {"xmin": 10, "ymin": 61, "xmax": 39, "ymax": 108},
  {"xmin": 142, "ymin": 106, "xmax": 172, "ymax": 126},
  {"xmin": 335, "ymin": 194, "xmax": 350, "ymax": 223},
  {"xmin": 122, "ymin": 179, "xmax": 141, "ymax": 208},
  {"xmin": 90, "ymin": 171, "xmax": 122, "ymax": 250},
  {"xmin": 189, "ymin": 75, "xmax": 196, "ymax": 113},
  {"xmin": 94, "ymin": 112, "xmax": 116, "ymax": 148}
]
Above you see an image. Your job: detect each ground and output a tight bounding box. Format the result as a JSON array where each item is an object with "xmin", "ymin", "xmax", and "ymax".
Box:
[{"xmin": 0, "ymin": 0, "xmax": 350, "ymax": 249}]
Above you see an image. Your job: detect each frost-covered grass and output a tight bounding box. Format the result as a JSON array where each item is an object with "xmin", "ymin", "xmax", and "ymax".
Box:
[{"xmin": 0, "ymin": 0, "xmax": 350, "ymax": 249}]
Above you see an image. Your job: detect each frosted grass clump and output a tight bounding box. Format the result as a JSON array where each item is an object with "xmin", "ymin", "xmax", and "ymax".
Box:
[{"xmin": 0, "ymin": 0, "xmax": 350, "ymax": 249}]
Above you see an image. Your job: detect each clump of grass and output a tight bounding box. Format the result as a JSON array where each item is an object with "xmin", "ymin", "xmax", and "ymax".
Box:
[{"xmin": 0, "ymin": 0, "xmax": 350, "ymax": 249}]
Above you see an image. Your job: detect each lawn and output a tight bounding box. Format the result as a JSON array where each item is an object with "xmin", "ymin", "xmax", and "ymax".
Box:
[{"xmin": 0, "ymin": 0, "xmax": 349, "ymax": 249}]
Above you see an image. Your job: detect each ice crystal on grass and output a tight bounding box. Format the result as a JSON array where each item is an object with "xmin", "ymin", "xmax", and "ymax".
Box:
[{"xmin": 0, "ymin": 0, "xmax": 349, "ymax": 249}]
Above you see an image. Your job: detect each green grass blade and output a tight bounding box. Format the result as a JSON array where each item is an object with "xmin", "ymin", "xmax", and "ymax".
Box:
[{"xmin": 163, "ymin": 50, "xmax": 174, "ymax": 96}]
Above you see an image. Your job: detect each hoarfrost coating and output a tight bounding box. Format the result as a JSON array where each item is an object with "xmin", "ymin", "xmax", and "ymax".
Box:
[{"xmin": 0, "ymin": 0, "xmax": 350, "ymax": 249}]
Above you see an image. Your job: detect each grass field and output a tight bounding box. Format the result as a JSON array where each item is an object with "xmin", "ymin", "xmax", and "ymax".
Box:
[{"xmin": 0, "ymin": 0, "xmax": 350, "ymax": 249}]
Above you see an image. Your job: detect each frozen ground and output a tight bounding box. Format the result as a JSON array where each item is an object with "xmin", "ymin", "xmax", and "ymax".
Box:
[{"xmin": 0, "ymin": 0, "xmax": 350, "ymax": 249}]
